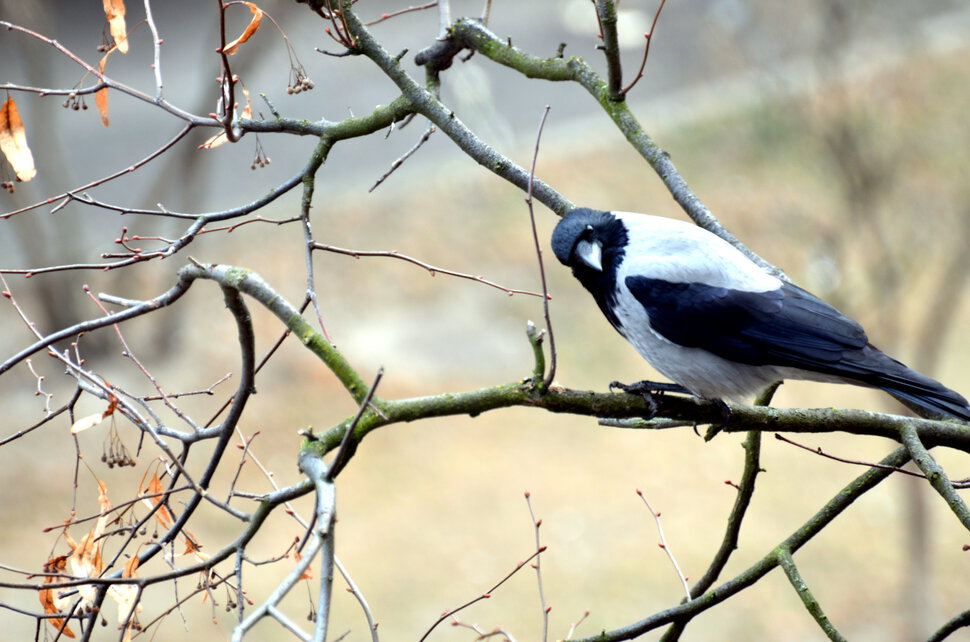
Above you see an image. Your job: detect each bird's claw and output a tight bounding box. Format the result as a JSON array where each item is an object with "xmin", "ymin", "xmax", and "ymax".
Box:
[
  {"xmin": 702, "ymin": 399, "xmax": 732, "ymax": 441},
  {"xmin": 610, "ymin": 379, "xmax": 691, "ymax": 420},
  {"xmin": 609, "ymin": 379, "xmax": 690, "ymax": 396}
]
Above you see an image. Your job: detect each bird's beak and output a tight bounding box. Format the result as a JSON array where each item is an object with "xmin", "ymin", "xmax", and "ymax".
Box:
[{"xmin": 575, "ymin": 239, "xmax": 603, "ymax": 272}]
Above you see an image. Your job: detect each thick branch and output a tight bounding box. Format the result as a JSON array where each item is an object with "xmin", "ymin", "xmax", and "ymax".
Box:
[
  {"xmin": 928, "ymin": 608, "xmax": 970, "ymax": 642},
  {"xmin": 899, "ymin": 424, "xmax": 970, "ymax": 531},
  {"xmin": 304, "ymin": 381, "xmax": 970, "ymax": 461},
  {"xmin": 777, "ymin": 550, "xmax": 847, "ymax": 641},
  {"xmin": 594, "ymin": 0, "xmax": 624, "ymax": 98},
  {"xmin": 7, "ymin": 264, "xmax": 967, "ymax": 454}
]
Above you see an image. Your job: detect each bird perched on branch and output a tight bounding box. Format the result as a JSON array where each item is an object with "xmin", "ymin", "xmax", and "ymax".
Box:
[{"xmin": 551, "ymin": 207, "xmax": 970, "ymax": 422}]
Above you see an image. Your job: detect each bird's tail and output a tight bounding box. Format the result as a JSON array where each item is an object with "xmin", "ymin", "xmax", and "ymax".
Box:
[{"xmin": 855, "ymin": 346, "xmax": 970, "ymax": 422}]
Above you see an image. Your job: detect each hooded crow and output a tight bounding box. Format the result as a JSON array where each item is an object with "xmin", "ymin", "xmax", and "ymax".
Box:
[{"xmin": 551, "ymin": 207, "xmax": 970, "ymax": 421}]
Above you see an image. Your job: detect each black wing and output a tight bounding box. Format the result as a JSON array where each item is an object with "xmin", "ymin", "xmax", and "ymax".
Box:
[
  {"xmin": 626, "ymin": 276, "xmax": 970, "ymax": 420},
  {"xmin": 624, "ymin": 277, "xmax": 869, "ymax": 372}
]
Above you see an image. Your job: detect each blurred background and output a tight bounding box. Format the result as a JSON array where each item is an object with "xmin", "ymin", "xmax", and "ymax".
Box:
[{"xmin": 1, "ymin": 1, "xmax": 969, "ymax": 640}]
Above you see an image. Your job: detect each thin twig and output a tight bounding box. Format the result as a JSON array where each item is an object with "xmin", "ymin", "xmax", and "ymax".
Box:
[
  {"xmin": 143, "ymin": 0, "xmax": 164, "ymax": 99},
  {"xmin": 368, "ymin": 124, "xmax": 436, "ymax": 192},
  {"xmin": 774, "ymin": 433, "xmax": 944, "ymax": 483},
  {"xmin": 335, "ymin": 557, "xmax": 380, "ymax": 642},
  {"xmin": 364, "ymin": 2, "xmax": 437, "ymax": 27},
  {"xmin": 0, "ymin": 21, "xmax": 212, "ymax": 125},
  {"xmin": 81, "ymin": 286, "xmax": 200, "ymax": 433},
  {"xmin": 1, "ymin": 124, "xmax": 195, "ymax": 220},
  {"xmin": 298, "ymin": 134, "xmax": 348, "ymax": 345},
  {"xmin": 565, "ymin": 610, "xmax": 591, "ymax": 640},
  {"xmin": 573, "ymin": 447, "xmax": 912, "ymax": 641},
  {"xmin": 524, "ymin": 105, "xmax": 557, "ymax": 390},
  {"xmin": 25, "ymin": 358, "xmax": 54, "ymax": 415},
  {"xmin": 637, "ymin": 490, "xmax": 691, "ymax": 602},
  {"xmin": 524, "ymin": 492, "xmax": 550, "ymax": 642},
  {"xmin": 620, "ymin": 0, "xmax": 666, "ymax": 96},
  {"xmin": 661, "ymin": 386, "xmax": 773, "ymax": 641},
  {"xmin": 418, "ymin": 547, "xmax": 546, "ymax": 642},
  {"xmin": 326, "ymin": 367, "xmax": 384, "ymax": 481},
  {"xmin": 313, "ymin": 243, "xmax": 545, "ymax": 297}
]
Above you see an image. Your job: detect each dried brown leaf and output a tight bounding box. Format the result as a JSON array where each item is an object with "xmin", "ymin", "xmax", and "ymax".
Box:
[
  {"xmin": 240, "ymin": 86, "xmax": 253, "ymax": 119},
  {"xmin": 122, "ymin": 553, "xmax": 140, "ymax": 579},
  {"xmin": 183, "ymin": 534, "xmax": 201, "ymax": 554},
  {"xmin": 221, "ymin": 2, "xmax": 263, "ymax": 55},
  {"xmin": 103, "ymin": 0, "xmax": 129, "ymax": 54},
  {"xmin": 0, "ymin": 98, "xmax": 37, "ymax": 182},
  {"xmin": 40, "ymin": 556, "xmax": 75, "ymax": 638},
  {"xmin": 71, "ymin": 412, "xmax": 105, "ymax": 434},
  {"xmin": 294, "ymin": 549, "xmax": 312, "ymax": 579},
  {"xmin": 108, "ymin": 551, "xmax": 142, "ymax": 641},
  {"xmin": 71, "ymin": 394, "xmax": 119, "ymax": 433},
  {"xmin": 140, "ymin": 471, "xmax": 174, "ymax": 530},
  {"xmin": 68, "ymin": 481, "xmax": 111, "ymax": 606},
  {"xmin": 95, "ymin": 51, "xmax": 113, "ymax": 127},
  {"xmin": 199, "ymin": 130, "xmax": 228, "ymax": 150}
]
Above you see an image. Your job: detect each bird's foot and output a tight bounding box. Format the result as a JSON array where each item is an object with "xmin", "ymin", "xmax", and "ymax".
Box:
[
  {"xmin": 702, "ymin": 398, "xmax": 732, "ymax": 441},
  {"xmin": 609, "ymin": 380, "xmax": 691, "ymax": 396},
  {"xmin": 609, "ymin": 380, "xmax": 691, "ymax": 420}
]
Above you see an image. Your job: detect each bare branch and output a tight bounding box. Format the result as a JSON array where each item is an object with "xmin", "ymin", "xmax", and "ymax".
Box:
[
  {"xmin": 777, "ymin": 550, "xmax": 846, "ymax": 641},
  {"xmin": 419, "ymin": 547, "xmax": 547, "ymax": 642},
  {"xmin": 593, "ymin": 0, "xmax": 624, "ymax": 99},
  {"xmin": 620, "ymin": 0, "xmax": 667, "ymax": 96},
  {"xmin": 313, "ymin": 243, "xmax": 546, "ymax": 297},
  {"xmin": 524, "ymin": 105, "xmax": 558, "ymax": 391},
  {"xmin": 524, "ymin": 492, "xmax": 550, "ymax": 642},
  {"xmin": 899, "ymin": 424, "xmax": 970, "ymax": 531},
  {"xmin": 573, "ymin": 447, "xmax": 912, "ymax": 641},
  {"xmin": 637, "ymin": 490, "xmax": 691, "ymax": 602}
]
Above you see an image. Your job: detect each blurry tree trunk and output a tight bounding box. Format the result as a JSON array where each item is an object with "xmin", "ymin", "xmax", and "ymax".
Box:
[{"xmin": 806, "ymin": 3, "xmax": 970, "ymax": 637}]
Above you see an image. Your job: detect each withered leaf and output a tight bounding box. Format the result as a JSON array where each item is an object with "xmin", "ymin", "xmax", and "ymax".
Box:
[
  {"xmin": 71, "ymin": 412, "xmax": 105, "ymax": 434},
  {"xmin": 102, "ymin": 0, "xmax": 129, "ymax": 54},
  {"xmin": 140, "ymin": 471, "xmax": 174, "ymax": 530},
  {"xmin": 40, "ymin": 556, "xmax": 76, "ymax": 638},
  {"xmin": 70, "ymin": 395, "xmax": 118, "ymax": 433},
  {"xmin": 67, "ymin": 481, "xmax": 111, "ymax": 607},
  {"xmin": 95, "ymin": 51, "xmax": 113, "ymax": 127},
  {"xmin": 0, "ymin": 98, "xmax": 37, "ymax": 182},
  {"xmin": 108, "ymin": 552, "xmax": 142, "ymax": 642},
  {"xmin": 221, "ymin": 2, "xmax": 263, "ymax": 55},
  {"xmin": 293, "ymin": 549, "xmax": 313, "ymax": 579}
]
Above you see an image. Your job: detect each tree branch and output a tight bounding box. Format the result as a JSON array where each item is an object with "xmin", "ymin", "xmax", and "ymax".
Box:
[
  {"xmin": 899, "ymin": 423, "xmax": 970, "ymax": 531},
  {"xmin": 574, "ymin": 447, "xmax": 912, "ymax": 641},
  {"xmin": 776, "ymin": 549, "xmax": 847, "ymax": 641},
  {"xmin": 340, "ymin": 5, "xmax": 573, "ymax": 216},
  {"xmin": 593, "ymin": 0, "xmax": 624, "ymax": 99},
  {"xmin": 446, "ymin": 17, "xmax": 782, "ymax": 274}
]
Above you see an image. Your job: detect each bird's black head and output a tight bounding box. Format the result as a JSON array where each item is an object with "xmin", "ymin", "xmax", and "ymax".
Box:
[
  {"xmin": 551, "ymin": 207, "xmax": 629, "ymax": 331},
  {"xmin": 551, "ymin": 208, "xmax": 622, "ymax": 272}
]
